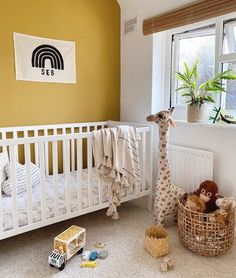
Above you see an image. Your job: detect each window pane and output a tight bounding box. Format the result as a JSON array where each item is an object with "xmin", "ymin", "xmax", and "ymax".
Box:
[
  {"xmin": 223, "ymin": 19, "xmax": 236, "ymax": 54},
  {"xmin": 223, "ymin": 62, "xmax": 236, "ymax": 116},
  {"xmin": 174, "ymin": 32, "xmax": 215, "ymax": 104}
]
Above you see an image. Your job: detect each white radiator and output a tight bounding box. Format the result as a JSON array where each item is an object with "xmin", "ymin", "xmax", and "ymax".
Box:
[{"xmin": 169, "ymin": 145, "xmax": 214, "ymax": 193}]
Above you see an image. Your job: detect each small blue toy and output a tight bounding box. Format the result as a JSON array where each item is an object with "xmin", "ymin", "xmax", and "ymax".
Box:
[{"xmin": 89, "ymin": 251, "xmax": 98, "ymax": 261}]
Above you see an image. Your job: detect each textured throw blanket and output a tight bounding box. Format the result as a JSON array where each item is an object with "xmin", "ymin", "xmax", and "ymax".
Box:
[{"xmin": 92, "ymin": 126, "xmax": 141, "ymax": 219}]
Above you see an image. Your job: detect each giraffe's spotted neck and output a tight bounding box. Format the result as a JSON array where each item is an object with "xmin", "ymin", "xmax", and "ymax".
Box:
[
  {"xmin": 158, "ymin": 123, "xmax": 169, "ymax": 157},
  {"xmin": 157, "ymin": 123, "xmax": 171, "ymax": 186}
]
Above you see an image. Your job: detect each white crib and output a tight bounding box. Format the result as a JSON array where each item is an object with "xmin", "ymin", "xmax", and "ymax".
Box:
[{"xmin": 0, "ymin": 121, "xmax": 153, "ymax": 240}]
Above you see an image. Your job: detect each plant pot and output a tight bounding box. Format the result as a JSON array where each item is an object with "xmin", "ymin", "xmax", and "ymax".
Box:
[{"xmin": 187, "ymin": 103, "xmax": 210, "ymax": 123}]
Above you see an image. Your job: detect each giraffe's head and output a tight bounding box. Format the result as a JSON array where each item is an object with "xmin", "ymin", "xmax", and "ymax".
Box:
[{"xmin": 146, "ymin": 107, "xmax": 175, "ymax": 127}]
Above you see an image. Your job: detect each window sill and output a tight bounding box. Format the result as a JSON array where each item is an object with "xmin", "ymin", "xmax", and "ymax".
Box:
[{"xmin": 174, "ymin": 120, "xmax": 236, "ymax": 130}]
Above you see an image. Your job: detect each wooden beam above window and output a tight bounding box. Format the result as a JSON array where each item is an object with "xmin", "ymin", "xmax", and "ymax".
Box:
[{"xmin": 143, "ymin": 0, "xmax": 236, "ymax": 36}]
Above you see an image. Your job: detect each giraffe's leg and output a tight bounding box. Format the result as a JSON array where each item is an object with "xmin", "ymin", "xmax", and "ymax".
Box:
[
  {"xmin": 153, "ymin": 195, "xmax": 165, "ymax": 226},
  {"xmin": 173, "ymin": 209, "xmax": 178, "ymax": 223},
  {"xmin": 154, "ymin": 209, "xmax": 165, "ymax": 226},
  {"xmin": 173, "ymin": 195, "xmax": 180, "ymax": 223}
]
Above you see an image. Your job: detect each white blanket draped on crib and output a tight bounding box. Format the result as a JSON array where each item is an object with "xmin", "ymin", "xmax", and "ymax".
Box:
[{"xmin": 92, "ymin": 125, "xmax": 141, "ymax": 219}]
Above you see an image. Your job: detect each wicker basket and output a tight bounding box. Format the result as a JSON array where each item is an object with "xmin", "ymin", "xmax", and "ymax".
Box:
[
  {"xmin": 178, "ymin": 196, "xmax": 235, "ymax": 256},
  {"xmin": 144, "ymin": 225, "xmax": 170, "ymax": 258}
]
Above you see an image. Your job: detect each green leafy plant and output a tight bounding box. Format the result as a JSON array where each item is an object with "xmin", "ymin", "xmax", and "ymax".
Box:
[{"xmin": 174, "ymin": 60, "xmax": 236, "ymax": 105}]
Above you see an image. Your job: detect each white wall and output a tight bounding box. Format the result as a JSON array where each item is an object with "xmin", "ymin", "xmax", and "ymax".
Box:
[
  {"xmin": 118, "ymin": 0, "xmax": 236, "ymax": 198},
  {"xmin": 120, "ymin": 30, "xmax": 153, "ymax": 122},
  {"xmin": 118, "ymin": 0, "xmax": 196, "ymax": 122},
  {"xmin": 170, "ymin": 123, "xmax": 236, "ymax": 196}
]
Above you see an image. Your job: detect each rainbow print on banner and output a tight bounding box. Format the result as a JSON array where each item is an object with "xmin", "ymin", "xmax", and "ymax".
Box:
[{"xmin": 13, "ymin": 33, "xmax": 76, "ymax": 83}]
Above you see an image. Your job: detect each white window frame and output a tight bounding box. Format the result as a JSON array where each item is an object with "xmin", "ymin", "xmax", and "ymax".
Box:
[{"xmin": 163, "ymin": 12, "xmax": 236, "ymax": 117}]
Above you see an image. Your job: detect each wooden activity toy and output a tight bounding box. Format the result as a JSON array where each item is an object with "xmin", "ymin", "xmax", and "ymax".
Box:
[{"xmin": 48, "ymin": 225, "xmax": 86, "ymax": 271}]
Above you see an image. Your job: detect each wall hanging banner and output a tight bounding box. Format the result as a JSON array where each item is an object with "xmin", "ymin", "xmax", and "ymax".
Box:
[{"xmin": 13, "ymin": 32, "xmax": 76, "ymax": 83}]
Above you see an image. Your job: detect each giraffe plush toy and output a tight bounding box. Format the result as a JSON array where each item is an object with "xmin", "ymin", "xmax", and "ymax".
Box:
[{"xmin": 146, "ymin": 108, "xmax": 184, "ymax": 226}]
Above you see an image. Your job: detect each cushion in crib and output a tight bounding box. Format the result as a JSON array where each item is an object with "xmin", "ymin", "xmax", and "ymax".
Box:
[
  {"xmin": 2, "ymin": 162, "xmax": 40, "ymax": 196},
  {"xmin": 0, "ymin": 152, "xmax": 9, "ymax": 186}
]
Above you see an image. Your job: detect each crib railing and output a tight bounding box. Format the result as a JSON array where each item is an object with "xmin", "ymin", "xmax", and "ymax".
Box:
[
  {"xmin": 0, "ymin": 121, "xmax": 108, "ymax": 172},
  {"xmin": 0, "ymin": 121, "xmax": 152, "ymax": 239}
]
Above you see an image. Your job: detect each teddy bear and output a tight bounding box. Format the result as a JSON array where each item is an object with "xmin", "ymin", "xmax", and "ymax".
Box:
[{"xmin": 185, "ymin": 194, "xmax": 206, "ymax": 213}]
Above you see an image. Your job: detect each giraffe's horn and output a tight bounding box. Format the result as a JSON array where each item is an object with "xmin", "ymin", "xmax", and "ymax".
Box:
[{"xmin": 168, "ymin": 119, "xmax": 176, "ymax": 128}]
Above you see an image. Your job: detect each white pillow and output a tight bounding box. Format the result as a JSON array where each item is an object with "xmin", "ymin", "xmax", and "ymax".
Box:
[
  {"xmin": 0, "ymin": 152, "xmax": 9, "ymax": 186},
  {"xmin": 2, "ymin": 162, "xmax": 40, "ymax": 196}
]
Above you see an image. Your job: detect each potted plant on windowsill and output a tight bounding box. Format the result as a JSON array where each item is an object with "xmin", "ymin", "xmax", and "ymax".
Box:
[{"xmin": 174, "ymin": 60, "xmax": 236, "ymax": 122}]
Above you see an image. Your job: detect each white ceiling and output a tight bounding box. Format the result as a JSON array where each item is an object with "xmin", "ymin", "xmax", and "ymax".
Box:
[{"xmin": 117, "ymin": 0, "xmax": 196, "ymax": 19}]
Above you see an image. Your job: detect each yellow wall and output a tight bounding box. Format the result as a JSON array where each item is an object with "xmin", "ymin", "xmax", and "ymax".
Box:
[{"xmin": 0, "ymin": 0, "xmax": 120, "ymax": 127}]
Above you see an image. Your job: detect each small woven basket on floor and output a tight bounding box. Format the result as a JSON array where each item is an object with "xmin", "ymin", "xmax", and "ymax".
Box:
[
  {"xmin": 178, "ymin": 196, "xmax": 235, "ymax": 256},
  {"xmin": 144, "ymin": 225, "xmax": 170, "ymax": 258}
]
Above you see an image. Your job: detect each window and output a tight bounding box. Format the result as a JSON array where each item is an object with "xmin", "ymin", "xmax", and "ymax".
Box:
[
  {"xmin": 169, "ymin": 14, "xmax": 236, "ymax": 117},
  {"xmin": 223, "ymin": 19, "xmax": 236, "ymax": 54},
  {"xmin": 222, "ymin": 19, "xmax": 236, "ymax": 116},
  {"xmin": 222, "ymin": 62, "xmax": 236, "ymax": 112},
  {"xmin": 172, "ymin": 26, "xmax": 215, "ymax": 105}
]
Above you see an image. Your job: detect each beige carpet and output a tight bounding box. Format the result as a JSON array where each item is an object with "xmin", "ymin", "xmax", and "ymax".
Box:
[{"xmin": 0, "ymin": 204, "xmax": 235, "ymax": 278}]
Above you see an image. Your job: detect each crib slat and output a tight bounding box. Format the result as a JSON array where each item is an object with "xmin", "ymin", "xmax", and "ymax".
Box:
[
  {"xmin": 62, "ymin": 128, "xmax": 66, "ymax": 174},
  {"xmin": 64, "ymin": 139, "xmax": 70, "ymax": 214},
  {"xmin": 71, "ymin": 128, "xmax": 75, "ymax": 172},
  {"xmin": 98, "ymin": 173, "xmax": 102, "ymax": 206},
  {"xmin": 93, "ymin": 125, "xmax": 100, "ymax": 205},
  {"xmin": 13, "ymin": 131, "xmax": 19, "ymax": 162},
  {"xmin": 9, "ymin": 146, "xmax": 18, "ymax": 229},
  {"xmin": 78, "ymin": 125, "xmax": 83, "ymax": 207},
  {"xmin": 87, "ymin": 126, "xmax": 91, "ymax": 207},
  {"xmin": 44, "ymin": 129, "xmax": 49, "ymax": 176},
  {"xmin": 23, "ymin": 131, "xmax": 28, "ymax": 157},
  {"xmin": 39, "ymin": 142, "xmax": 46, "ymax": 221},
  {"xmin": 87, "ymin": 130, "xmax": 92, "ymax": 208},
  {"xmin": 34, "ymin": 130, "xmax": 39, "ymax": 166},
  {"xmin": 24, "ymin": 143, "xmax": 33, "ymax": 225},
  {"xmin": 1, "ymin": 132, "xmax": 7, "ymax": 153},
  {"xmin": 0, "ymin": 130, "xmax": 3, "ymax": 231},
  {"xmin": 95, "ymin": 125, "xmax": 101, "ymax": 204},
  {"xmin": 0, "ymin": 181, "xmax": 3, "ymax": 233},
  {"xmin": 142, "ymin": 132, "xmax": 146, "ymax": 193},
  {"xmin": 76, "ymin": 138, "xmax": 82, "ymax": 210},
  {"xmin": 52, "ymin": 141, "xmax": 59, "ymax": 217}
]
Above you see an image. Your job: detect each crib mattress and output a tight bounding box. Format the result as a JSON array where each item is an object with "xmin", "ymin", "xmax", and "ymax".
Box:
[{"xmin": 2, "ymin": 169, "xmax": 111, "ymax": 232}]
